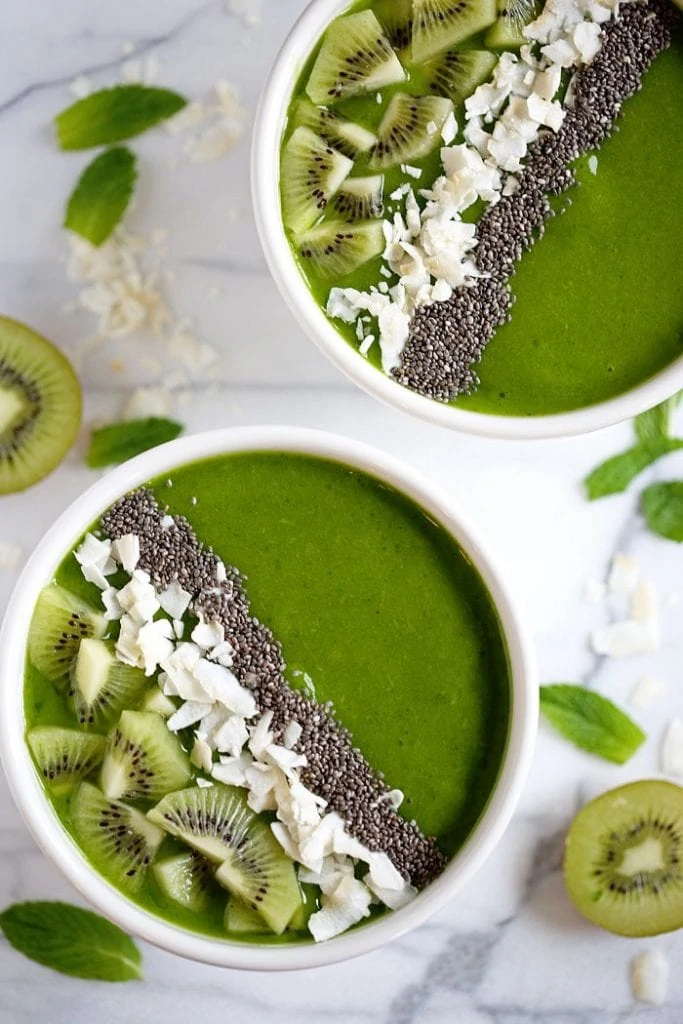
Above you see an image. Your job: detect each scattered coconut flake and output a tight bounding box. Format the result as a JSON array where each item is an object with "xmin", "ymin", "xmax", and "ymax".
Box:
[
  {"xmin": 632, "ymin": 581, "xmax": 658, "ymax": 623},
  {"xmin": 122, "ymin": 386, "xmax": 173, "ymax": 421},
  {"xmin": 161, "ymin": 515, "xmax": 175, "ymax": 531},
  {"xmin": 630, "ymin": 675, "xmax": 664, "ymax": 711},
  {"xmin": 608, "ymin": 554, "xmax": 639, "ymax": 594},
  {"xmin": 191, "ymin": 735, "xmax": 213, "ymax": 772},
  {"xmin": 0, "ymin": 542, "xmax": 23, "ymax": 571},
  {"xmin": 583, "ymin": 578, "xmax": 606, "ymax": 605},
  {"xmin": 101, "ymin": 587, "xmax": 123, "ymax": 621},
  {"xmin": 283, "ymin": 721, "xmax": 303, "ymax": 749},
  {"xmin": 191, "ymin": 618, "xmax": 225, "ymax": 650},
  {"xmin": 212, "ymin": 753, "xmax": 251, "ymax": 786},
  {"xmin": 112, "ymin": 533, "xmax": 140, "ymax": 574},
  {"xmin": 661, "ymin": 719, "xmax": 683, "ymax": 777},
  {"xmin": 193, "ymin": 659, "xmax": 257, "ymax": 718},
  {"xmin": 591, "ymin": 619, "xmax": 659, "ymax": 658},
  {"xmin": 196, "ymin": 777, "xmax": 214, "ymax": 788},
  {"xmin": 68, "ymin": 74, "xmax": 92, "ymax": 99},
  {"xmin": 308, "ymin": 875, "xmax": 372, "ymax": 942},
  {"xmin": 172, "ymin": 619, "xmax": 185, "ymax": 640},
  {"xmin": 137, "ymin": 617, "xmax": 175, "ymax": 675},
  {"xmin": 158, "ymin": 578, "xmax": 192, "ymax": 620},
  {"xmin": 588, "ymin": 154, "xmax": 598, "ymax": 174},
  {"xmin": 631, "ymin": 950, "xmax": 669, "ymax": 1006},
  {"xmin": 75, "ymin": 533, "xmax": 116, "ymax": 589},
  {"xmin": 213, "ymin": 716, "xmax": 249, "ymax": 757},
  {"xmin": 168, "ymin": 701, "xmax": 214, "ymax": 732}
]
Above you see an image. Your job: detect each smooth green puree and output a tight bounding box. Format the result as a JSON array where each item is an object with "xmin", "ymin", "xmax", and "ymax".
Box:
[
  {"xmin": 284, "ymin": 8, "xmax": 683, "ymax": 417},
  {"xmin": 24, "ymin": 452, "xmax": 511, "ymax": 941}
]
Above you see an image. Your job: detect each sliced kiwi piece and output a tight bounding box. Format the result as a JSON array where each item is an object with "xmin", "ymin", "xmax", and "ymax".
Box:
[
  {"xmin": 292, "ymin": 99, "xmax": 377, "ymax": 160},
  {"xmin": 375, "ymin": 0, "xmax": 414, "ymax": 58},
  {"xmin": 0, "ymin": 316, "xmax": 81, "ymax": 495},
  {"xmin": 306, "ymin": 10, "xmax": 406, "ymax": 106},
  {"xmin": 73, "ymin": 781, "xmax": 164, "ymax": 890},
  {"xmin": 486, "ymin": 0, "xmax": 540, "ymax": 48},
  {"xmin": 564, "ymin": 780, "xmax": 683, "ymax": 937},
  {"xmin": 100, "ymin": 710, "xmax": 191, "ymax": 801},
  {"xmin": 297, "ymin": 220, "xmax": 385, "ymax": 280},
  {"xmin": 71, "ymin": 637, "xmax": 147, "ymax": 729},
  {"xmin": 332, "ymin": 175, "xmax": 385, "ymax": 221},
  {"xmin": 369, "ymin": 93, "xmax": 454, "ymax": 170},
  {"xmin": 424, "ymin": 49, "xmax": 497, "ymax": 104},
  {"xmin": 148, "ymin": 784, "xmax": 301, "ymax": 934},
  {"xmin": 27, "ymin": 726, "xmax": 105, "ymax": 795},
  {"xmin": 412, "ymin": 0, "xmax": 498, "ymax": 63},
  {"xmin": 153, "ymin": 851, "xmax": 214, "ymax": 912},
  {"xmin": 281, "ymin": 126, "xmax": 353, "ymax": 236},
  {"xmin": 138, "ymin": 688, "xmax": 177, "ymax": 718},
  {"xmin": 225, "ymin": 898, "xmax": 270, "ymax": 934},
  {"xmin": 28, "ymin": 584, "xmax": 106, "ymax": 688}
]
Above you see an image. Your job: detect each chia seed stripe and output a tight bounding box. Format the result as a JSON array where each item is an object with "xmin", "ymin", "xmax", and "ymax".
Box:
[
  {"xmin": 101, "ymin": 489, "xmax": 446, "ymax": 889},
  {"xmin": 396, "ymin": 0, "xmax": 679, "ymax": 401}
]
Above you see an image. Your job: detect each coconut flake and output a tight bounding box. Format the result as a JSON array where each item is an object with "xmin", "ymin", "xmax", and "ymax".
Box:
[
  {"xmin": 308, "ymin": 876, "xmax": 372, "ymax": 942},
  {"xmin": 191, "ymin": 618, "xmax": 225, "ymax": 649},
  {"xmin": 112, "ymin": 533, "xmax": 140, "ymax": 573},
  {"xmin": 631, "ymin": 950, "xmax": 669, "ymax": 1006},
  {"xmin": 137, "ymin": 617, "xmax": 175, "ymax": 675},
  {"xmin": 213, "ymin": 716, "xmax": 249, "ymax": 757},
  {"xmin": 158, "ymin": 578, "xmax": 192, "ymax": 619},
  {"xmin": 661, "ymin": 719, "xmax": 683, "ymax": 777},
  {"xmin": 167, "ymin": 700, "xmax": 214, "ymax": 732},
  {"xmin": 0, "ymin": 542, "xmax": 23, "ymax": 570},
  {"xmin": 630, "ymin": 675, "xmax": 663, "ymax": 710},
  {"xmin": 193, "ymin": 659, "xmax": 257, "ymax": 717},
  {"xmin": 608, "ymin": 554, "xmax": 639, "ymax": 594},
  {"xmin": 590, "ymin": 619, "xmax": 658, "ymax": 658}
]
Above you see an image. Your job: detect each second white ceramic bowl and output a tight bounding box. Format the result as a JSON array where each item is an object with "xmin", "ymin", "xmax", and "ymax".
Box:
[{"xmin": 251, "ymin": 0, "xmax": 683, "ymax": 440}]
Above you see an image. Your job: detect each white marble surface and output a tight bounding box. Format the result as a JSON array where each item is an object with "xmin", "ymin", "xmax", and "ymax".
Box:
[{"xmin": 1, "ymin": 1, "xmax": 683, "ymax": 1021}]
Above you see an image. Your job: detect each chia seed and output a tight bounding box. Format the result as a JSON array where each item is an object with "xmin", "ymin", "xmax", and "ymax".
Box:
[
  {"xmin": 396, "ymin": 0, "xmax": 679, "ymax": 401},
  {"xmin": 101, "ymin": 489, "xmax": 446, "ymax": 889}
]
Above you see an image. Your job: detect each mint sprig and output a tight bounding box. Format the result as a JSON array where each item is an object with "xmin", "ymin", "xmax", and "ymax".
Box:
[
  {"xmin": 0, "ymin": 902, "xmax": 142, "ymax": 981},
  {"xmin": 642, "ymin": 481, "xmax": 683, "ymax": 542},
  {"xmin": 55, "ymin": 85, "xmax": 187, "ymax": 150},
  {"xmin": 65, "ymin": 147, "xmax": 137, "ymax": 246},
  {"xmin": 87, "ymin": 417, "xmax": 183, "ymax": 468},
  {"xmin": 540, "ymin": 684, "xmax": 646, "ymax": 765}
]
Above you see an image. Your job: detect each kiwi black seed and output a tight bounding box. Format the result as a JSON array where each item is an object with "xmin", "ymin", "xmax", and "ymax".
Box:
[
  {"xmin": 28, "ymin": 583, "xmax": 106, "ymax": 688},
  {"xmin": 100, "ymin": 710, "xmax": 191, "ymax": 801},
  {"xmin": 306, "ymin": 10, "xmax": 406, "ymax": 106},
  {"xmin": 297, "ymin": 220, "xmax": 385, "ymax": 280},
  {"xmin": 27, "ymin": 726, "xmax": 105, "ymax": 795},
  {"xmin": 0, "ymin": 316, "xmax": 81, "ymax": 495},
  {"xmin": 564, "ymin": 780, "xmax": 683, "ymax": 937},
  {"xmin": 412, "ymin": 0, "xmax": 499, "ymax": 63}
]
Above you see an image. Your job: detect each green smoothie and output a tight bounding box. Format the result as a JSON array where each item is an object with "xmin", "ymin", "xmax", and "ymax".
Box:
[{"xmin": 24, "ymin": 452, "xmax": 511, "ymax": 942}]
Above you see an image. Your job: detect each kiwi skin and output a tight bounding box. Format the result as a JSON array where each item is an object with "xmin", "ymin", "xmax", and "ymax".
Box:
[{"xmin": 564, "ymin": 779, "xmax": 683, "ymax": 938}]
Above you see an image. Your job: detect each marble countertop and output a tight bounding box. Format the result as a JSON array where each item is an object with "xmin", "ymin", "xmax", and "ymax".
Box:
[{"xmin": 1, "ymin": 1, "xmax": 682, "ymax": 1021}]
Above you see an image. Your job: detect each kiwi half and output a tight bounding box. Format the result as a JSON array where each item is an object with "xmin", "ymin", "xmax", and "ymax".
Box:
[
  {"xmin": 0, "ymin": 316, "xmax": 81, "ymax": 494},
  {"xmin": 297, "ymin": 220, "xmax": 385, "ymax": 280},
  {"xmin": 306, "ymin": 10, "xmax": 406, "ymax": 106},
  {"xmin": 281, "ymin": 126, "xmax": 353, "ymax": 236},
  {"xmin": 564, "ymin": 780, "xmax": 683, "ymax": 937},
  {"xmin": 28, "ymin": 584, "xmax": 106, "ymax": 687},
  {"xmin": 71, "ymin": 637, "xmax": 148, "ymax": 728},
  {"xmin": 292, "ymin": 99, "xmax": 377, "ymax": 159},
  {"xmin": 27, "ymin": 726, "xmax": 105, "ymax": 795},
  {"xmin": 369, "ymin": 93, "xmax": 454, "ymax": 169},
  {"xmin": 424, "ymin": 49, "xmax": 497, "ymax": 104},
  {"xmin": 486, "ymin": 0, "xmax": 540, "ymax": 48},
  {"xmin": 332, "ymin": 176, "xmax": 385, "ymax": 221},
  {"xmin": 153, "ymin": 851, "xmax": 214, "ymax": 912},
  {"xmin": 73, "ymin": 782, "xmax": 164, "ymax": 890},
  {"xmin": 100, "ymin": 710, "xmax": 191, "ymax": 801},
  {"xmin": 412, "ymin": 0, "xmax": 498, "ymax": 63}
]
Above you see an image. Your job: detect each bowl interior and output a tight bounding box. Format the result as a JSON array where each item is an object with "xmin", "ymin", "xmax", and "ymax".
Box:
[{"xmin": 0, "ymin": 427, "xmax": 537, "ymax": 970}]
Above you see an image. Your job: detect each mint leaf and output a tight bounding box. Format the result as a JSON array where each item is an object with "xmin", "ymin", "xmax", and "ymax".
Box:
[
  {"xmin": 87, "ymin": 418, "xmax": 183, "ymax": 468},
  {"xmin": 642, "ymin": 481, "xmax": 683, "ymax": 542},
  {"xmin": 64, "ymin": 147, "xmax": 137, "ymax": 246},
  {"xmin": 634, "ymin": 392, "xmax": 682, "ymax": 444},
  {"xmin": 55, "ymin": 85, "xmax": 186, "ymax": 150},
  {"xmin": 0, "ymin": 902, "xmax": 142, "ymax": 981},
  {"xmin": 540, "ymin": 684, "xmax": 645, "ymax": 764},
  {"xmin": 584, "ymin": 439, "xmax": 683, "ymax": 500}
]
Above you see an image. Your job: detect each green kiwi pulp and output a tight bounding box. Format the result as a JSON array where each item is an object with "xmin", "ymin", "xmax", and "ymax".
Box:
[
  {"xmin": 100, "ymin": 710, "xmax": 191, "ymax": 801},
  {"xmin": 281, "ymin": 126, "xmax": 353, "ymax": 235},
  {"xmin": 27, "ymin": 726, "xmax": 105, "ymax": 795},
  {"xmin": 305, "ymin": 10, "xmax": 406, "ymax": 105},
  {"xmin": 71, "ymin": 637, "xmax": 148, "ymax": 728},
  {"xmin": 564, "ymin": 780, "xmax": 683, "ymax": 938},
  {"xmin": 153, "ymin": 851, "xmax": 215, "ymax": 912},
  {"xmin": 0, "ymin": 316, "xmax": 81, "ymax": 495},
  {"xmin": 28, "ymin": 584, "xmax": 106, "ymax": 688},
  {"xmin": 412, "ymin": 0, "xmax": 498, "ymax": 63}
]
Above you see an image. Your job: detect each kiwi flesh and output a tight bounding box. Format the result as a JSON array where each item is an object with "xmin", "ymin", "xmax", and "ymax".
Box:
[
  {"xmin": 71, "ymin": 637, "xmax": 147, "ymax": 729},
  {"xmin": 486, "ymin": 0, "xmax": 540, "ymax": 48},
  {"xmin": 424, "ymin": 49, "xmax": 497, "ymax": 104},
  {"xmin": 73, "ymin": 781, "xmax": 164, "ymax": 890},
  {"xmin": 27, "ymin": 726, "xmax": 105, "ymax": 795},
  {"xmin": 138, "ymin": 688, "xmax": 177, "ymax": 718},
  {"xmin": 225, "ymin": 898, "xmax": 270, "ymax": 934},
  {"xmin": 564, "ymin": 780, "xmax": 683, "ymax": 937},
  {"xmin": 0, "ymin": 316, "xmax": 81, "ymax": 495},
  {"xmin": 412, "ymin": 0, "xmax": 498, "ymax": 63},
  {"xmin": 153, "ymin": 851, "xmax": 214, "ymax": 912},
  {"xmin": 28, "ymin": 584, "xmax": 106, "ymax": 688},
  {"xmin": 374, "ymin": 0, "xmax": 414, "ymax": 58},
  {"xmin": 332, "ymin": 176, "xmax": 385, "ymax": 221},
  {"xmin": 297, "ymin": 220, "xmax": 385, "ymax": 280},
  {"xmin": 100, "ymin": 710, "xmax": 191, "ymax": 801},
  {"xmin": 281, "ymin": 126, "xmax": 353, "ymax": 235},
  {"xmin": 148, "ymin": 784, "xmax": 301, "ymax": 934},
  {"xmin": 292, "ymin": 99, "xmax": 377, "ymax": 159},
  {"xmin": 369, "ymin": 93, "xmax": 454, "ymax": 170},
  {"xmin": 306, "ymin": 10, "xmax": 406, "ymax": 106}
]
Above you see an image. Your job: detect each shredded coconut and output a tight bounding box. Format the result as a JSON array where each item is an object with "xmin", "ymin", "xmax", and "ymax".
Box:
[{"xmin": 631, "ymin": 950, "xmax": 669, "ymax": 1006}]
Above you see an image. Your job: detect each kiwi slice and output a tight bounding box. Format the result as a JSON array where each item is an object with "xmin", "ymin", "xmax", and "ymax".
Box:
[
  {"xmin": 27, "ymin": 726, "xmax": 105, "ymax": 795},
  {"xmin": 332, "ymin": 176, "xmax": 385, "ymax": 221},
  {"xmin": 375, "ymin": 0, "xmax": 414, "ymax": 57},
  {"xmin": 0, "ymin": 316, "xmax": 81, "ymax": 495},
  {"xmin": 281, "ymin": 126, "xmax": 353, "ymax": 236},
  {"xmin": 73, "ymin": 781, "xmax": 164, "ymax": 890},
  {"xmin": 100, "ymin": 710, "xmax": 191, "ymax": 801},
  {"xmin": 297, "ymin": 220, "xmax": 385, "ymax": 280},
  {"xmin": 225, "ymin": 898, "xmax": 270, "ymax": 934},
  {"xmin": 153, "ymin": 851, "xmax": 214, "ymax": 912},
  {"xmin": 486, "ymin": 0, "xmax": 540, "ymax": 48},
  {"xmin": 412, "ymin": 0, "xmax": 498, "ymax": 63},
  {"xmin": 138, "ymin": 688, "xmax": 177, "ymax": 718},
  {"xmin": 369, "ymin": 93, "xmax": 454, "ymax": 169},
  {"xmin": 28, "ymin": 584, "xmax": 106, "ymax": 687},
  {"xmin": 292, "ymin": 99, "xmax": 377, "ymax": 159},
  {"xmin": 424, "ymin": 49, "xmax": 497, "ymax": 104},
  {"xmin": 306, "ymin": 10, "xmax": 406, "ymax": 106},
  {"xmin": 148, "ymin": 784, "xmax": 301, "ymax": 934},
  {"xmin": 564, "ymin": 780, "xmax": 683, "ymax": 937},
  {"xmin": 71, "ymin": 637, "xmax": 148, "ymax": 729}
]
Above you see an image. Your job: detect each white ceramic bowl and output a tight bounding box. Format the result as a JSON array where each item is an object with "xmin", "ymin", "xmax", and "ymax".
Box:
[
  {"xmin": 251, "ymin": 0, "xmax": 683, "ymax": 440},
  {"xmin": 0, "ymin": 426, "xmax": 537, "ymax": 970}
]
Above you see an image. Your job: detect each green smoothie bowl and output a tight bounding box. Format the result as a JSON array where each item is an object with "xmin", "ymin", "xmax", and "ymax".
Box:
[
  {"xmin": 252, "ymin": 0, "xmax": 683, "ymax": 439},
  {"xmin": 0, "ymin": 427, "xmax": 536, "ymax": 970}
]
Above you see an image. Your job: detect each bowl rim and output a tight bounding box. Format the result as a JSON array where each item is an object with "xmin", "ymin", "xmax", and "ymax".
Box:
[
  {"xmin": 0, "ymin": 425, "xmax": 537, "ymax": 971},
  {"xmin": 250, "ymin": 0, "xmax": 683, "ymax": 441}
]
